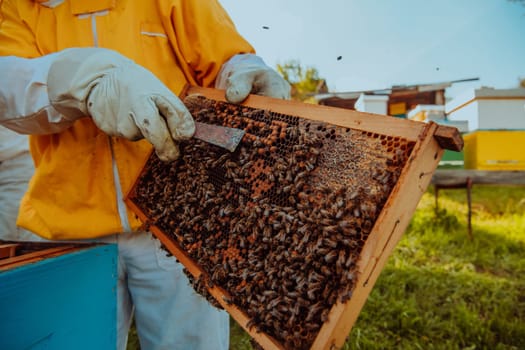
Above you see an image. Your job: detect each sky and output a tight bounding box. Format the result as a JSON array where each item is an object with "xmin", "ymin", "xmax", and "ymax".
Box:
[{"xmin": 219, "ymin": 0, "xmax": 525, "ymax": 100}]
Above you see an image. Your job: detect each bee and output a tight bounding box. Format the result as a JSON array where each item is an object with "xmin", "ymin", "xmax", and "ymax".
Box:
[
  {"xmin": 379, "ymin": 173, "xmax": 390, "ymax": 185},
  {"xmin": 340, "ymin": 288, "xmax": 353, "ymax": 304},
  {"xmin": 338, "ymin": 220, "xmax": 352, "ymax": 230},
  {"xmin": 233, "ymin": 178, "xmax": 244, "ymax": 184},
  {"xmin": 307, "ymin": 287, "xmax": 320, "ymax": 301},
  {"xmin": 296, "ymin": 203, "xmax": 309, "ymax": 211},
  {"xmin": 322, "ymin": 225, "xmax": 339, "ymax": 236},
  {"xmin": 275, "ymin": 230, "xmax": 286, "ymax": 243},
  {"xmin": 241, "ymin": 160, "xmax": 253, "ymax": 172},
  {"xmin": 345, "ymin": 254, "xmax": 354, "ymax": 268},
  {"xmin": 285, "ymin": 313, "xmax": 296, "ymax": 329},
  {"xmin": 308, "ymin": 271, "xmax": 323, "ymax": 283},
  {"xmin": 320, "ymin": 308, "xmax": 330, "ymax": 323},
  {"xmin": 295, "ymin": 171, "xmax": 307, "ymax": 181},
  {"xmin": 276, "ymin": 163, "xmax": 287, "ymax": 171},
  {"xmin": 294, "ymin": 180, "xmax": 305, "ymax": 192},
  {"xmin": 309, "ymin": 147, "xmax": 320, "ymax": 156},
  {"xmin": 238, "ymin": 187, "xmax": 250, "ymax": 196},
  {"xmin": 267, "ymin": 297, "xmax": 281, "ymax": 310},
  {"xmin": 238, "ymin": 236, "xmax": 247, "ymax": 249},
  {"xmin": 320, "ymin": 217, "xmax": 333, "ymax": 226},
  {"xmin": 334, "ymin": 209, "xmax": 345, "ymax": 219},
  {"xmin": 188, "ymin": 215, "xmax": 204, "ymax": 225},
  {"xmin": 362, "ymin": 219, "xmax": 373, "ymax": 231},
  {"xmin": 324, "ymin": 250, "xmax": 338, "ymax": 264},
  {"xmin": 305, "ymin": 162, "xmax": 315, "ymax": 171},
  {"xmin": 246, "ymin": 318, "xmax": 257, "ymax": 330},
  {"xmin": 287, "ymin": 291, "xmax": 299, "ymax": 299},
  {"xmin": 222, "ymin": 296, "xmax": 233, "ymax": 305},
  {"xmin": 269, "ymin": 308, "xmax": 284, "ymax": 321},
  {"xmin": 336, "ymin": 250, "xmax": 346, "ymax": 272}
]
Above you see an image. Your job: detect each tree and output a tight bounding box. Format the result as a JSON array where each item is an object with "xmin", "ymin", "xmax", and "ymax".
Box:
[{"xmin": 276, "ymin": 60, "xmax": 327, "ymax": 103}]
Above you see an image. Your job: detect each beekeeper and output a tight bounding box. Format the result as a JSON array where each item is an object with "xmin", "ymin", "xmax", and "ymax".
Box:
[{"xmin": 0, "ymin": 1, "xmax": 290, "ymax": 349}]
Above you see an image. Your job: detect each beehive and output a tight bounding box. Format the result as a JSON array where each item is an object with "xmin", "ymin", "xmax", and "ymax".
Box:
[
  {"xmin": 463, "ymin": 130, "xmax": 525, "ymax": 170},
  {"xmin": 0, "ymin": 242, "xmax": 117, "ymax": 349},
  {"xmin": 126, "ymin": 86, "xmax": 462, "ymax": 350}
]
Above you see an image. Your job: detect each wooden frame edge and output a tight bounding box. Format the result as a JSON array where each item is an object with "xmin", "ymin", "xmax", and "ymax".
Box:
[
  {"xmin": 311, "ymin": 122, "xmax": 443, "ymax": 349},
  {"xmin": 184, "ymin": 86, "xmax": 427, "ymax": 141},
  {"xmin": 124, "ymin": 89, "xmax": 451, "ymax": 350}
]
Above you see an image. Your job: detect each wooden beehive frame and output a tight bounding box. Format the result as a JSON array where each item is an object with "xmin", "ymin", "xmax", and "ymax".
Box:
[
  {"xmin": 126, "ymin": 86, "xmax": 462, "ymax": 350},
  {"xmin": 0, "ymin": 242, "xmax": 95, "ymax": 271}
]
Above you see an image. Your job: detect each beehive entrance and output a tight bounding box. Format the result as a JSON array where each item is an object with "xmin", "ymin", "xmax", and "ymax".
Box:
[{"xmin": 129, "ymin": 94, "xmax": 415, "ymax": 349}]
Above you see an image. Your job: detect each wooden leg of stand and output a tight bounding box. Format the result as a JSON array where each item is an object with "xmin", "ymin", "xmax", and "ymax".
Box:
[
  {"xmin": 434, "ymin": 186, "xmax": 440, "ymax": 215},
  {"xmin": 466, "ymin": 177, "xmax": 473, "ymax": 240}
]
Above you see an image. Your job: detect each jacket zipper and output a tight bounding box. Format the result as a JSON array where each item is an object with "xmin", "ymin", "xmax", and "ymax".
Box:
[{"xmin": 80, "ymin": 9, "xmax": 132, "ymax": 233}]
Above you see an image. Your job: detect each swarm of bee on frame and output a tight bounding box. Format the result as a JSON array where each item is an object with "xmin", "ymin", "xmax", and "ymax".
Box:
[{"xmin": 130, "ymin": 95, "xmax": 415, "ymax": 350}]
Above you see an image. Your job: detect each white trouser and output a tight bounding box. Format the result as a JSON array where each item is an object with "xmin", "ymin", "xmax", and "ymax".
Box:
[
  {"xmin": 100, "ymin": 231, "xmax": 230, "ymax": 350},
  {"xmin": 0, "ymin": 150, "xmax": 42, "ymax": 242}
]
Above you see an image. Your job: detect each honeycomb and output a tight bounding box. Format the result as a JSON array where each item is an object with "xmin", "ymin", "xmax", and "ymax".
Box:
[{"xmin": 128, "ymin": 94, "xmax": 415, "ymax": 350}]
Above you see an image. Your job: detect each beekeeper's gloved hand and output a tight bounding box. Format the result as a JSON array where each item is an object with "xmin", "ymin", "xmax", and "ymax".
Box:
[
  {"xmin": 48, "ymin": 48, "xmax": 194, "ymax": 161},
  {"xmin": 216, "ymin": 54, "xmax": 291, "ymax": 103}
]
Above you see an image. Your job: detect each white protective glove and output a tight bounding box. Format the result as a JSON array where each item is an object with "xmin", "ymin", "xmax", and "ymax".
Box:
[
  {"xmin": 215, "ymin": 54, "xmax": 291, "ymax": 103},
  {"xmin": 48, "ymin": 48, "xmax": 195, "ymax": 161}
]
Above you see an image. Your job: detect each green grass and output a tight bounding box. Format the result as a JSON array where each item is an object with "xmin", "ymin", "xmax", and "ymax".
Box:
[
  {"xmin": 343, "ymin": 189, "xmax": 525, "ymax": 349},
  {"xmin": 129, "ymin": 185, "xmax": 525, "ymax": 350}
]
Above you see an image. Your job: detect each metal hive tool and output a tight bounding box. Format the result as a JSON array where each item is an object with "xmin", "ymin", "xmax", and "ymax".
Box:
[{"xmin": 126, "ymin": 86, "xmax": 463, "ymax": 350}]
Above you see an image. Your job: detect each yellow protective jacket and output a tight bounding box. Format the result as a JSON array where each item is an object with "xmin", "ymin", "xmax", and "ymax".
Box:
[{"xmin": 0, "ymin": 0, "xmax": 255, "ymax": 239}]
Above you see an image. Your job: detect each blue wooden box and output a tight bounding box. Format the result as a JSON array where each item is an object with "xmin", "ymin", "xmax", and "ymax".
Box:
[{"xmin": 0, "ymin": 244, "xmax": 117, "ymax": 350}]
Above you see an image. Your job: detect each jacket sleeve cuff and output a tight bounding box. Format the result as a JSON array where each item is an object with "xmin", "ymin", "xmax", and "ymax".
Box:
[{"xmin": 0, "ymin": 54, "xmax": 74, "ymax": 134}]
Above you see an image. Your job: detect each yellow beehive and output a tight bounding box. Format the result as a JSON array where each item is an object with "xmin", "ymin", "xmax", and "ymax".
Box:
[{"xmin": 463, "ymin": 130, "xmax": 525, "ymax": 170}]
